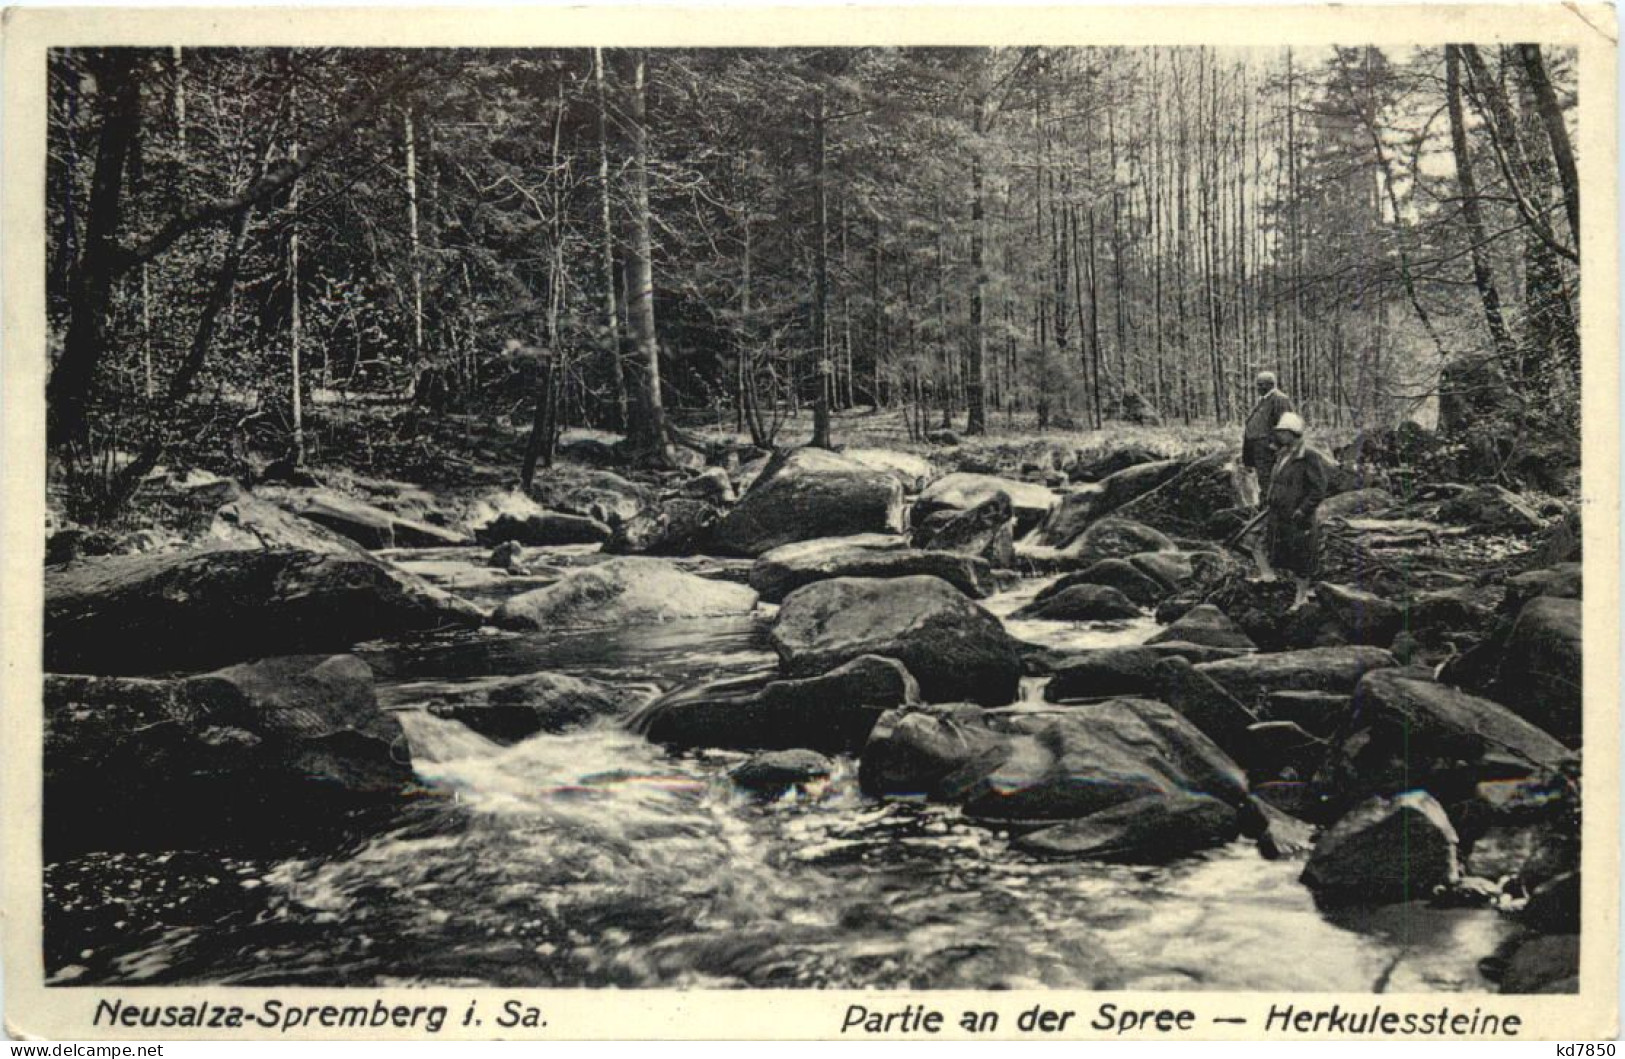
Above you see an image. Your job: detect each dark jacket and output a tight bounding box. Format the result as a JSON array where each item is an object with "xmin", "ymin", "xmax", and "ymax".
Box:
[
  {"xmin": 1265, "ymin": 439, "xmax": 1331, "ymax": 576},
  {"xmin": 1242, "ymin": 389, "xmax": 1293, "ymax": 469}
]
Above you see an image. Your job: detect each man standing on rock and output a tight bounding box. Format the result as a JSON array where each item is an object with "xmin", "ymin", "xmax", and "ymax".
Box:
[
  {"xmin": 1241, "ymin": 371, "xmax": 1294, "ymax": 508},
  {"xmin": 1263, "ymin": 411, "xmax": 1331, "ymax": 611}
]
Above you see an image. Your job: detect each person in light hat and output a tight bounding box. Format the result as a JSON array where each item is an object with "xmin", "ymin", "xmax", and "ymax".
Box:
[{"xmin": 1263, "ymin": 410, "xmax": 1331, "ymax": 609}]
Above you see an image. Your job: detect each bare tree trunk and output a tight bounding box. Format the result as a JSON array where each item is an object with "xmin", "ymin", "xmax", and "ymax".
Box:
[
  {"xmin": 404, "ymin": 108, "xmax": 424, "ymax": 365},
  {"xmin": 965, "ymin": 56, "xmax": 990, "ymax": 435},
  {"xmin": 289, "ymin": 133, "xmax": 305, "ymax": 466},
  {"xmin": 1445, "ymin": 46, "xmax": 1518, "ymax": 366},
  {"xmin": 1517, "ymin": 44, "xmax": 1580, "ymax": 245},
  {"xmin": 594, "ymin": 48, "xmax": 628, "ymax": 430},
  {"xmin": 48, "ymin": 50, "xmax": 141, "ymax": 450},
  {"xmin": 811, "ymin": 86, "xmax": 833, "ymax": 449},
  {"xmin": 620, "ymin": 50, "xmax": 672, "ymax": 463}
]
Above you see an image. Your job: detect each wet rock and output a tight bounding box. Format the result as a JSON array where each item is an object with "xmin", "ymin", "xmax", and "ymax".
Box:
[
  {"xmin": 44, "ymin": 655, "xmax": 412, "ymax": 853},
  {"xmin": 1314, "ymin": 582, "xmax": 1402, "ymax": 647},
  {"xmin": 1052, "ymin": 559, "xmax": 1167, "ymax": 606},
  {"xmin": 1151, "ymin": 657, "xmax": 1258, "ymax": 759},
  {"xmin": 475, "ymin": 511, "xmax": 613, "ymax": 547},
  {"xmin": 713, "ymin": 448, "xmax": 905, "ymax": 557},
  {"xmin": 426, "ymin": 672, "xmax": 644, "ymax": 742},
  {"xmin": 841, "ymin": 449, "xmax": 937, "ymax": 492},
  {"xmin": 1326, "ymin": 670, "xmax": 1574, "ymax": 812},
  {"xmin": 1438, "ymin": 484, "xmax": 1545, "ymax": 534},
  {"xmin": 1063, "ymin": 517, "xmax": 1176, "ymax": 566},
  {"xmin": 1044, "ymin": 647, "xmax": 1162, "ymax": 701},
  {"xmin": 1012, "ymin": 792, "xmax": 1239, "ymax": 862},
  {"xmin": 45, "ymin": 547, "xmax": 482, "ymax": 675},
  {"xmin": 491, "ymin": 557, "xmax": 758, "ymax": 630},
  {"xmin": 730, "ymin": 749, "xmax": 833, "ymax": 794},
  {"xmin": 488, "ymin": 540, "xmax": 525, "ymax": 571},
  {"xmin": 528, "ymin": 466, "xmax": 655, "ymax": 528},
  {"xmin": 1012, "ymin": 584, "xmax": 1141, "ymax": 622},
  {"xmin": 859, "ymin": 699, "xmax": 1251, "ymax": 826},
  {"xmin": 1301, "ymin": 792, "xmax": 1460, "ymax": 904},
  {"xmin": 1147, "ymin": 604, "xmax": 1257, "ymax": 651},
  {"xmin": 749, "ymin": 535, "xmax": 993, "ymax": 603},
  {"xmin": 914, "ymin": 493, "xmax": 1016, "ymax": 567},
  {"xmin": 603, "ymin": 498, "xmax": 721, "ymax": 556},
  {"xmin": 1498, "ymin": 934, "xmax": 1580, "ymax": 994},
  {"xmin": 1203, "ymin": 578, "xmax": 1341, "ymax": 651},
  {"xmin": 677, "ymin": 466, "xmax": 736, "ymax": 505},
  {"xmin": 1522, "ymin": 871, "xmax": 1580, "ymax": 935},
  {"xmin": 917, "ymin": 472, "xmax": 1057, "ymax": 535},
  {"xmin": 1195, "ymin": 646, "xmax": 1398, "ymax": 711},
  {"xmin": 925, "ymin": 428, "xmax": 960, "ymax": 447},
  {"xmin": 772, "ymin": 575, "xmax": 1021, "ymax": 706}
]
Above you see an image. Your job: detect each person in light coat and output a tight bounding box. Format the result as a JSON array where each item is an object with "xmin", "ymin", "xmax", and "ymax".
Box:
[{"xmin": 1263, "ymin": 411, "xmax": 1331, "ymax": 610}]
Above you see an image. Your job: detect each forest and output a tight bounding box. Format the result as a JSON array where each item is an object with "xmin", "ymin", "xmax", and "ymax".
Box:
[
  {"xmin": 39, "ymin": 42, "xmax": 1589, "ymax": 995},
  {"xmin": 47, "ymin": 43, "xmax": 1579, "ymax": 516}
]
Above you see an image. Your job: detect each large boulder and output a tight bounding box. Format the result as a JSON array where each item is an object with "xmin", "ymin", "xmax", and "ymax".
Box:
[
  {"xmin": 730, "ymin": 749, "xmax": 833, "ymax": 794},
  {"xmin": 425, "ymin": 671, "xmax": 645, "ymax": 743},
  {"xmin": 209, "ymin": 493, "xmax": 371, "ymax": 556},
  {"xmin": 1151, "ymin": 656, "xmax": 1260, "ymax": 760},
  {"xmin": 1315, "ymin": 582, "xmax": 1403, "ymax": 647},
  {"xmin": 1044, "ymin": 647, "xmax": 1163, "ymax": 701},
  {"xmin": 1438, "ymin": 484, "xmax": 1545, "ymax": 534},
  {"xmin": 45, "ymin": 547, "xmax": 483, "ymax": 675},
  {"xmin": 1402, "ymin": 586, "xmax": 1498, "ymax": 647},
  {"xmin": 1195, "ymin": 646, "xmax": 1399, "ymax": 711},
  {"xmin": 1502, "ymin": 563, "xmax": 1582, "ymax": 613},
  {"xmin": 1062, "ymin": 517, "xmax": 1175, "ymax": 565},
  {"xmin": 1012, "ymin": 584, "xmax": 1141, "ymax": 622},
  {"xmin": 676, "ymin": 467, "xmax": 736, "ymax": 505},
  {"xmin": 712, "ymin": 448, "xmax": 905, "ymax": 557},
  {"xmin": 771, "ymin": 575, "xmax": 1021, "ymax": 706},
  {"xmin": 1047, "ymin": 559, "xmax": 1167, "ymax": 606},
  {"xmin": 1493, "ymin": 596, "xmax": 1583, "ymax": 743},
  {"xmin": 272, "ymin": 488, "xmax": 470, "ymax": 550},
  {"xmin": 1301, "ymin": 792, "xmax": 1460, "ymax": 904},
  {"xmin": 860, "ymin": 699, "xmax": 1252, "ymax": 829},
  {"xmin": 44, "ymin": 655, "xmax": 412, "ymax": 853},
  {"xmin": 914, "ymin": 493, "xmax": 1016, "ymax": 567},
  {"xmin": 916, "ymin": 472, "xmax": 1057, "ymax": 535},
  {"xmin": 527, "ymin": 466, "xmax": 655, "ymax": 528},
  {"xmin": 840, "ymin": 448, "xmax": 937, "ymax": 492},
  {"xmin": 1314, "ymin": 487, "xmax": 1397, "ymax": 528},
  {"xmin": 475, "ymin": 511, "xmax": 613, "ymax": 547},
  {"xmin": 1320, "ymin": 669, "xmax": 1574, "ymax": 810},
  {"xmin": 1012, "ymin": 792, "xmax": 1240, "ymax": 862},
  {"xmin": 1147, "ymin": 604, "xmax": 1256, "ymax": 650},
  {"xmin": 1068, "ymin": 445, "xmax": 1162, "ymax": 483},
  {"xmin": 1036, "ymin": 487, "xmax": 1103, "ymax": 549},
  {"xmin": 636, "ymin": 654, "xmax": 919, "ymax": 754},
  {"xmin": 603, "ymin": 498, "xmax": 721, "ymax": 556},
  {"xmin": 749, "ymin": 535, "xmax": 993, "ymax": 603},
  {"xmin": 490, "ymin": 557, "xmax": 758, "ymax": 630},
  {"xmin": 1110, "ymin": 452, "xmax": 1239, "ymax": 538}
]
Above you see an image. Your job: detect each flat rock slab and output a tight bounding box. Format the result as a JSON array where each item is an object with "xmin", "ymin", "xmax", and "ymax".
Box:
[
  {"xmin": 45, "ymin": 546, "xmax": 483, "ymax": 675},
  {"xmin": 491, "ymin": 557, "xmax": 758, "ymax": 630},
  {"xmin": 750, "ymin": 535, "xmax": 993, "ymax": 603}
]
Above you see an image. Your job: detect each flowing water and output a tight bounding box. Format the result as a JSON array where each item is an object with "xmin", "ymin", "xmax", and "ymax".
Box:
[{"xmin": 45, "ymin": 548, "xmax": 1515, "ymax": 991}]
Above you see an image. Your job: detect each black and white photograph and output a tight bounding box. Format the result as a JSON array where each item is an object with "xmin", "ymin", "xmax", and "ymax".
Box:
[{"xmin": 4, "ymin": 4, "xmax": 1617, "ymax": 1040}]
